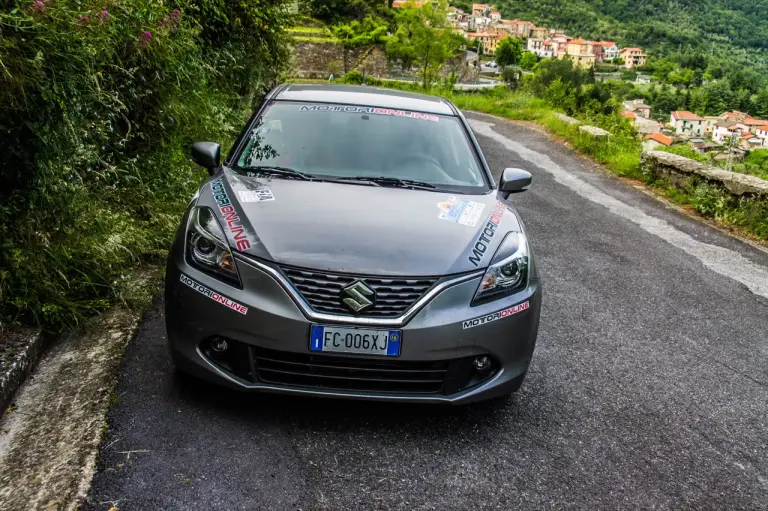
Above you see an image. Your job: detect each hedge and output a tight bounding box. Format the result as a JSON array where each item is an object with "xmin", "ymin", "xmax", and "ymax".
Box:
[{"xmin": 0, "ymin": 0, "xmax": 290, "ymax": 330}]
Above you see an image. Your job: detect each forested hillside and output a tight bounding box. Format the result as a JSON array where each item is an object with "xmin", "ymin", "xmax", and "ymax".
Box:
[{"xmin": 453, "ymin": 0, "xmax": 768, "ymax": 74}]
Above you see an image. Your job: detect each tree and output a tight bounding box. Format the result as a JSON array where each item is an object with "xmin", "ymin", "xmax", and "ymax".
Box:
[
  {"xmin": 519, "ymin": 51, "xmax": 538, "ymax": 71},
  {"xmin": 495, "ymin": 37, "xmax": 522, "ymax": 69},
  {"xmin": 332, "ymin": 16, "xmax": 388, "ymax": 73},
  {"xmin": 386, "ymin": 0, "xmax": 465, "ymax": 89}
]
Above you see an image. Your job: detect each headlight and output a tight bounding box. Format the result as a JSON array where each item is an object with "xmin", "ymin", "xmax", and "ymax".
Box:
[
  {"xmin": 186, "ymin": 207, "xmax": 240, "ymax": 286},
  {"xmin": 472, "ymin": 232, "xmax": 529, "ymax": 305}
]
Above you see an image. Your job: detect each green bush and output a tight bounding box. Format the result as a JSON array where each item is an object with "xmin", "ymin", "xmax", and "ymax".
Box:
[{"xmin": 0, "ymin": 0, "xmax": 290, "ymax": 330}]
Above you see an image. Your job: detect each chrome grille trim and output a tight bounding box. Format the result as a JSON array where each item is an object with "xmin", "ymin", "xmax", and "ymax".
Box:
[
  {"xmin": 234, "ymin": 254, "xmax": 483, "ymax": 327},
  {"xmin": 281, "ymin": 267, "xmax": 437, "ymax": 317}
]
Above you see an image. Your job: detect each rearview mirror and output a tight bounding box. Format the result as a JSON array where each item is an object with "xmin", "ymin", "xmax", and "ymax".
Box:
[
  {"xmin": 499, "ymin": 168, "xmax": 532, "ymax": 198},
  {"xmin": 190, "ymin": 142, "xmax": 221, "ymax": 174}
]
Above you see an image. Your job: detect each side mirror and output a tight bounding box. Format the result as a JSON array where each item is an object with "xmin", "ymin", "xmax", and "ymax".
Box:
[
  {"xmin": 190, "ymin": 142, "xmax": 221, "ymax": 174},
  {"xmin": 499, "ymin": 168, "xmax": 532, "ymax": 198}
]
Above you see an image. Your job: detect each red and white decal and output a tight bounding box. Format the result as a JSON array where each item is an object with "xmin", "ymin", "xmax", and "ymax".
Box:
[
  {"xmin": 180, "ymin": 273, "xmax": 248, "ymax": 315},
  {"xmin": 210, "ymin": 177, "xmax": 252, "ymax": 252},
  {"xmin": 299, "ymin": 104, "xmax": 439, "ymax": 122},
  {"xmin": 462, "ymin": 301, "xmax": 529, "ymax": 329}
]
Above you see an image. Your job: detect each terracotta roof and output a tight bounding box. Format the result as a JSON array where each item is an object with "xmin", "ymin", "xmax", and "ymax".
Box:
[
  {"xmin": 490, "ymin": 11, "xmax": 500, "ymax": 15},
  {"xmin": 647, "ymin": 133, "xmax": 673, "ymax": 146},
  {"xmin": 671, "ymin": 111, "xmax": 703, "ymax": 121},
  {"xmin": 743, "ymin": 118, "xmax": 768, "ymax": 126},
  {"xmin": 621, "ymin": 47, "xmax": 643, "ymax": 52},
  {"xmin": 570, "ymin": 38, "xmax": 587, "ymax": 44},
  {"xmin": 621, "ymin": 111, "xmax": 637, "ymax": 119}
]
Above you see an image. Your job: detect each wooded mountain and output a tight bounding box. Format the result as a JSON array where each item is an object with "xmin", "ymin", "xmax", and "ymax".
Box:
[{"xmin": 457, "ymin": 0, "xmax": 768, "ymax": 73}]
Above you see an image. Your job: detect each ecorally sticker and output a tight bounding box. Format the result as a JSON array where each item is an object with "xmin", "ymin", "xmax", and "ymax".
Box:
[
  {"xmin": 210, "ymin": 177, "xmax": 252, "ymax": 251},
  {"xmin": 238, "ymin": 188, "xmax": 274, "ymax": 203},
  {"xmin": 299, "ymin": 104, "xmax": 439, "ymax": 122},
  {"xmin": 436, "ymin": 196, "xmax": 486, "ymax": 227},
  {"xmin": 180, "ymin": 274, "xmax": 248, "ymax": 315},
  {"xmin": 468, "ymin": 201, "xmax": 507, "ymax": 267},
  {"xmin": 462, "ymin": 301, "xmax": 530, "ymax": 329}
]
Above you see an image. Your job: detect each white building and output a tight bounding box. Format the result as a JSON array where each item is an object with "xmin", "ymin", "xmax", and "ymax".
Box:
[
  {"xmin": 670, "ymin": 111, "xmax": 705, "ymax": 137},
  {"xmin": 527, "ymin": 38, "xmax": 554, "ymax": 58},
  {"xmin": 602, "ymin": 43, "xmax": 618, "ymax": 61}
]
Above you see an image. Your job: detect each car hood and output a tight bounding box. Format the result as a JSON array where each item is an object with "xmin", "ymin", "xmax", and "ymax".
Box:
[{"xmin": 196, "ymin": 169, "xmax": 521, "ymax": 276}]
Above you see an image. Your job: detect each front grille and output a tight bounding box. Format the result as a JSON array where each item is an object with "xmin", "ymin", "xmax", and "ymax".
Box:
[
  {"xmin": 280, "ymin": 266, "xmax": 438, "ymax": 317},
  {"xmin": 252, "ymin": 348, "xmax": 449, "ymax": 394}
]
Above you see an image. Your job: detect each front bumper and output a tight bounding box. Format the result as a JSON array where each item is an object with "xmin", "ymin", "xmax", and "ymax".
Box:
[{"xmin": 165, "ymin": 249, "xmax": 541, "ymax": 405}]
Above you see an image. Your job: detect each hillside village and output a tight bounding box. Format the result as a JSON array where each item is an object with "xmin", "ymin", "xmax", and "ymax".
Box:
[{"xmin": 429, "ymin": 3, "xmax": 646, "ymax": 70}]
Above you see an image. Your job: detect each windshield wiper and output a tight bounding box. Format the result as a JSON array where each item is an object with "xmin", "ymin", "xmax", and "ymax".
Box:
[
  {"xmin": 336, "ymin": 176, "xmax": 436, "ymax": 190},
  {"xmin": 246, "ymin": 166, "xmax": 316, "ymax": 181}
]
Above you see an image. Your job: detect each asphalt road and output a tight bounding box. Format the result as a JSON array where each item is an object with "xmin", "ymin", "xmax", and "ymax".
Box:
[{"xmin": 85, "ymin": 113, "xmax": 768, "ymax": 510}]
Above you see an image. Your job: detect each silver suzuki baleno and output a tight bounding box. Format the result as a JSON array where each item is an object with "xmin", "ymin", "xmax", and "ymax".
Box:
[{"xmin": 165, "ymin": 84, "xmax": 542, "ymax": 404}]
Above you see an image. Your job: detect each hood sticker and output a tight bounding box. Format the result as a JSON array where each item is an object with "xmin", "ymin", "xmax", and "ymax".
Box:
[
  {"xmin": 437, "ymin": 196, "xmax": 486, "ymax": 227},
  {"xmin": 180, "ymin": 274, "xmax": 248, "ymax": 315},
  {"xmin": 238, "ymin": 189, "xmax": 274, "ymax": 203},
  {"xmin": 210, "ymin": 178, "xmax": 252, "ymax": 251},
  {"xmin": 468, "ymin": 201, "xmax": 507, "ymax": 267},
  {"xmin": 299, "ymin": 104, "xmax": 439, "ymax": 122},
  {"xmin": 462, "ymin": 301, "xmax": 530, "ymax": 329}
]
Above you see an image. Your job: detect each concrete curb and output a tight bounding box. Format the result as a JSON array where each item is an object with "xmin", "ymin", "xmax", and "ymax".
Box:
[
  {"xmin": 0, "ymin": 329, "xmax": 45, "ymax": 415},
  {"xmin": 0, "ymin": 271, "xmax": 159, "ymax": 511}
]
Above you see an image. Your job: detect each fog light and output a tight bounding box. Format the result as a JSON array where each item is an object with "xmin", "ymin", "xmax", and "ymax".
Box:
[
  {"xmin": 210, "ymin": 338, "xmax": 229, "ymax": 353},
  {"xmin": 472, "ymin": 355, "xmax": 491, "ymax": 372}
]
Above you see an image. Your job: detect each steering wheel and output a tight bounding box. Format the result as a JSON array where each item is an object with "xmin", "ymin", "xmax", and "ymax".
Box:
[{"xmin": 389, "ymin": 153, "xmax": 444, "ymax": 181}]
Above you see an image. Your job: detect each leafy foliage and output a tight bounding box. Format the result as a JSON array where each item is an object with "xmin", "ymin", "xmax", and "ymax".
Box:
[
  {"xmin": 386, "ymin": 0, "xmax": 465, "ymax": 89},
  {"xmin": 332, "ymin": 15, "xmax": 388, "ymax": 71},
  {"xmin": 494, "ymin": 37, "xmax": 522, "ymax": 68},
  {"xmin": 0, "ymin": 0, "xmax": 290, "ymax": 330}
]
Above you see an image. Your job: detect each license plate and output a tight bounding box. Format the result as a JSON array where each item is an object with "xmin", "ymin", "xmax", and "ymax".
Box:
[{"xmin": 309, "ymin": 325, "xmax": 401, "ymax": 357}]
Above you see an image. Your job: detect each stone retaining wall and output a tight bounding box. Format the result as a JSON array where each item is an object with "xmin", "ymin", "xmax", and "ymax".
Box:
[{"xmin": 641, "ymin": 150, "xmax": 768, "ymax": 197}]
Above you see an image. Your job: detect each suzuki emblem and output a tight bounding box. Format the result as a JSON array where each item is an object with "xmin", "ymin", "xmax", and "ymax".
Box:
[{"xmin": 342, "ymin": 281, "xmax": 375, "ymax": 313}]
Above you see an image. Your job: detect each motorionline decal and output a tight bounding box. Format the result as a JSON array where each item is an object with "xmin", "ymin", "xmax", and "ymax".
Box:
[
  {"xmin": 180, "ymin": 274, "xmax": 248, "ymax": 315},
  {"xmin": 462, "ymin": 301, "xmax": 529, "ymax": 329},
  {"xmin": 210, "ymin": 178, "xmax": 252, "ymax": 251},
  {"xmin": 299, "ymin": 104, "xmax": 439, "ymax": 122},
  {"xmin": 468, "ymin": 201, "xmax": 507, "ymax": 267}
]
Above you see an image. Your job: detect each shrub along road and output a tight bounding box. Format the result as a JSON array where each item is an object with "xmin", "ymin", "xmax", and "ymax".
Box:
[{"xmin": 84, "ymin": 113, "xmax": 768, "ymax": 510}]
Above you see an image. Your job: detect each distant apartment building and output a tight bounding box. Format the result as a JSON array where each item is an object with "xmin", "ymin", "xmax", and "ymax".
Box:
[
  {"xmin": 623, "ymin": 99, "xmax": 651, "ymax": 119},
  {"xmin": 600, "ymin": 42, "xmax": 618, "ymax": 61},
  {"xmin": 563, "ymin": 39, "xmax": 595, "ymax": 68},
  {"xmin": 551, "ymin": 36, "xmax": 571, "ymax": 58},
  {"xmin": 527, "ymin": 38, "xmax": 554, "ymax": 58},
  {"xmin": 619, "ymin": 47, "xmax": 647, "ymax": 68},
  {"xmin": 589, "ymin": 41, "xmax": 604, "ymax": 62},
  {"xmin": 670, "ymin": 111, "xmax": 705, "ymax": 136},
  {"xmin": 472, "ymin": 3, "xmax": 495, "ymax": 16},
  {"xmin": 530, "ymin": 26, "xmax": 548, "ymax": 39},
  {"xmin": 466, "ymin": 30, "xmax": 507, "ymax": 55}
]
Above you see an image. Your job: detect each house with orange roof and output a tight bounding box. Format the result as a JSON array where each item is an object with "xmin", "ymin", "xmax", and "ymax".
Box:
[
  {"xmin": 466, "ymin": 30, "xmax": 508, "ymax": 55},
  {"xmin": 599, "ymin": 41, "xmax": 618, "ymax": 61},
  {"xmin": 647, "ymin": 132, "xmax": 673, "ymax": 146},
  {"xmin": 562, "ymin": 39, "xmax": 595, "ymax": 68},
  {"xmin": 670, "ymin": 111, "xmax": 704, "ymax": 136},
  {"xmin": 472, "ymin": 3, "xmax": 495, "ymax": 16},
  {"xmin": 619, "ymin": 47, "xmax": 646, "ymax": 68},
  {"xmin": 489, "ymin": 10, "xmax": 501, "ymax": 20},
  {"xmin": 530, "ymin": 25, "xmax": 548, "ymax": 39}
]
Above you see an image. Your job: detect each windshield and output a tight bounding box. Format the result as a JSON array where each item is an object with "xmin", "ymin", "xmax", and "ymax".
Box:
[{"xmin": 234, "ymin": 101, "xmax": 488, "ymax": 192}]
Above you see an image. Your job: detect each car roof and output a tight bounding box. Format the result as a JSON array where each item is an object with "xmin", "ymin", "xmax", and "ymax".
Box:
[{"xmin": 271, "ymin": 84, "xmax": 457, "ymax": 116}]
